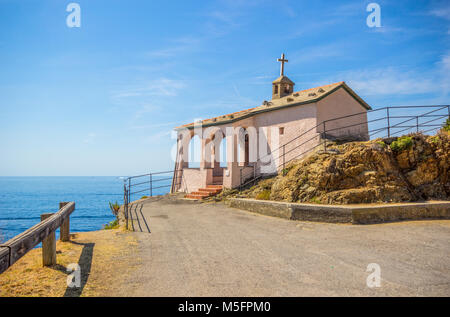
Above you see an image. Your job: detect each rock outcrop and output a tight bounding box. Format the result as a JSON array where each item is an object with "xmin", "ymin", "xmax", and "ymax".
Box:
[{"xmin": 236, "ymin": 130, "xmax": 450, "ymax": 205}]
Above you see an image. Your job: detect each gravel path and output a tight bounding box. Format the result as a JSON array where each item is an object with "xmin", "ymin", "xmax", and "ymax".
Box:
[{"xmin": 113, "ymin": 196, "xmax": 450, "ymax": 296}]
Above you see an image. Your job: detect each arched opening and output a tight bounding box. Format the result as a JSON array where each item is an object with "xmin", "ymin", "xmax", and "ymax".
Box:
[
  {"xmin": 219, "ymin": 136, "xmax": 227, "ymax": 168},
  {"xmin": 238, "ymin": 128, "xmax": 250, "ymax": 166},
  {"xmin": 188, "ymin": 134, "xmax": 201, "ymax": 168}
]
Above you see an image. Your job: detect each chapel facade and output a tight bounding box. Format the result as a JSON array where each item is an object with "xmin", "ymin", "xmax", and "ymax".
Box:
[{"xmin": 171, "ymin": 54, "xmax": 371, "ymax": 196}]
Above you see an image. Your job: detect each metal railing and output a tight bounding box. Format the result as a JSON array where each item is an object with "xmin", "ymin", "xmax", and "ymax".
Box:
[
  {"xmin": 238, "ymin": 105, "xmax": 449, "ymax": 190},
  {"xmin": 124, "ymin": 170, "xmax": 180, "ymax": 201},
  {"xmin": 122, "ymin": 171, "xmax": 182, "ymax": 229},
  {"xmin": 120, "ymin": 105, "xmax": 449, "ymax": 203}
]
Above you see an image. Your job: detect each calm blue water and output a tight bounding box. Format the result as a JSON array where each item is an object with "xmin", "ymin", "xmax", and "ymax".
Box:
[{"xmin": 0, "ymin": 176, "xmax": 171, "ymax": 243}]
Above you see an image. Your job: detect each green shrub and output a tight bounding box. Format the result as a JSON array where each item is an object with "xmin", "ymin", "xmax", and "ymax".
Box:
[
  {"xmin": 109, "ymin": 201, "xmax": 120, "ymax": 217},
  {"xmin": 141, "ymin": 196, "xmax": 149, "ymax": 199},
  {"xmin": 390, "ymin": 136, "xmax": 413, "ymax": 152},
  {"xmin": 429, "ymin": 136, "xmax": 440, "ymax": 144},
  {"xmin": 104, "ymin": 219, "xmax": 119, "ymax": 230},
  {"xmin": 376, "ymin": 140, "xmax": 386, "ymax": 148},
  {"xmin": 309, "ymin": 196, "xmax": 322, "ymax": 204},
  {"xmin": 443, "ymin": 118, "xmax": 450, "ymax": 132},
  {"xmin": 256, "ymin": 190, "xmax": 271, "ymax": 200}
]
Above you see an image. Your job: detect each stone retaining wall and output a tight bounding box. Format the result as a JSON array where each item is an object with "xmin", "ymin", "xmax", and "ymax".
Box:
[{"xmin": 229, "ymin": 198, "xmax": 450, "ymax": 224}]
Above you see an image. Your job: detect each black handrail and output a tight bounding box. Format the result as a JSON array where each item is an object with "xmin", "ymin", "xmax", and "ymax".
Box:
[
  {"xmin": 123, "ymin": 170, "xmax": 182, "ymax": 223},
  {"xmin": 122, "ymin": 105, "xmax": 449, "ymax": 201},
  {"xmin": 238, "ymin": 105, "xmax": 449, "ymax": 190}
]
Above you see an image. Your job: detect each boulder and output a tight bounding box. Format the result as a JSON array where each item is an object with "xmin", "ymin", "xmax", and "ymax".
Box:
[{"xmin": 240, "ymin": 130, "xmax": 449, "ymax": 205}]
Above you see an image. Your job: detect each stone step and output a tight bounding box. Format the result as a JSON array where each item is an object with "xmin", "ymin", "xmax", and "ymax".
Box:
[
  {"xmin": 185, "ymin": 194, "xmax": 208, "ymax": 200},
  {"xmin": 191, "ymin": 191, "xmax": 211, "ymax": 197},
  {"xmin": 198, "ymin": 188, "xmax": 221, "ymax": 193},
  {"xmin": 185, "ymin": 185, "xmax": 223, "ymax": 200},
  {"xmin": 206, "ymin": 185, "xmax": 223, "ymax": 189}
]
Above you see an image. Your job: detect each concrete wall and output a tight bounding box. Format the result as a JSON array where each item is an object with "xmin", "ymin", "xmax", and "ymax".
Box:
[
  {"xmin": 182, "ymin": 168, "xmax": 213, "ymax": 193},
  {"xmin": 229, "ymin": 198, "xmax": 450, "ymax": 224},
  {"xmin": 229, "ymin": 198, "xmax": 352, "ymax": 223}
]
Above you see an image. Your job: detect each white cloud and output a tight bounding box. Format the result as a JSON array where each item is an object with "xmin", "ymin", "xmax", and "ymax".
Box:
[
  {"xmin": 112, "ymin": 78, "xmax": 186, "ymax": 99},
  {"xmin": 146, "ymin": 130, "xmax": 172, "ymax": 143},
  {"xmin": 314, "ymin": 66, "xmax": 448, "ymax": 97},
  {"xmin": 441, "ymin": 53, "xmax": 450, "ymax": 70},
  {"xmin": 346, "ymin": 68, "xmax": 436, "ymax": 95},
  {"xmin": 289, "ymin": 42, "xmax": 346, "ymax": 64},
  {"xmin": 327, "ymin": 1, "xmax": 364, "ymax": 17},
  {"xmin": 429, "ymin": 6, "xmax": 450, "ymax": 20},
  {"xmin": 83, "ymin": 133, "xmax": 96, "ymax": 144},
  {"xmin": 132, "ymin": 104, "xmax": 162, "ymax": 120},
  {"xmin": 147, "ymin": 36, "xmax": 201, "ymax": 58},
  {"xmin": 438, "ymin": 53, "xmax": 450, "ymax": 95},
  {"xmin": 130, "ymin": 121, "xmax": 176, "ymax": 130},
  {"xmin": 208, "ymin": 10, "xmax": 240, "ymax": 27},
  {"xmin": 369, "ymin": 26, "xmax": 407, "ymax": 34},
  {"xmin": 280, "ymin": 3, "xmax": 297, "ymax": 18}
]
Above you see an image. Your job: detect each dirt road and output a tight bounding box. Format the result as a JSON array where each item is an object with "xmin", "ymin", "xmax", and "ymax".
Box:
[{"xmin": 114, "ymin": 196, "xmax": 450, "ymax": 296}]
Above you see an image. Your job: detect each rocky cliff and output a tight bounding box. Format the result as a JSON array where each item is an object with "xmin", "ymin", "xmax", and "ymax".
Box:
[{"xmin": 229, "ymin": 129, "xmax": 449, "ymax": 205}]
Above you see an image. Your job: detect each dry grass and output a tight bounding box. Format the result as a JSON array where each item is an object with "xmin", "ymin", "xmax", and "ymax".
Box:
[{"xmin": 0, "ymin": 229, "xmax": 139, "ymax": 297}]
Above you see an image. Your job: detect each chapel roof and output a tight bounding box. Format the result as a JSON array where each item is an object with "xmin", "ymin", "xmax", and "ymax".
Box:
[
  {"xmin": 272, "ymin": 75, "xmax": 295, "ymax": 84},
  {"xmin": 174, "ymin": 81, "xmax": 371, "ymax": 130}
]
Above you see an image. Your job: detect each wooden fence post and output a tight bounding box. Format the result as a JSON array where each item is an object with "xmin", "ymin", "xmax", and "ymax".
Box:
[
  {"xmin": 59, "ymin": 202, "xmax": 70, "ymax": 242},
  {"xmin": 41, "ymin": 213, "xmax": 56, "ymax": 267}
]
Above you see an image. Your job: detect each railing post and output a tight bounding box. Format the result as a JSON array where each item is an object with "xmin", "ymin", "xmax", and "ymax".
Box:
[
  {"xmin": 41, "ymin": 213, "xmax": 56, "ymax": 267},
  {"xmin": 126, "ymin": 189, "xmax": 129, "ymax": 230},
  {"xmin": 323, "ymin": 121, "xmax": 327, "ymax": 152},
  {"xmin": 282, "ymin": 145, "xmax": 286, "ymax": 175},
  {"xmin": 239, "ymin": 168, "xmax": 242, "ymax": 191},
  {"xmin": 150, "ymin": 174, "xmax": 153, "ymax": 197},
  {"xmin": 128, "ymin": 178, "xmax": 131, "ymax": 204},
  {"xmin": 416, "ymin": 116, "xmax": 419, "ymax": 133},
  {"xmin": 59, "ymin": 202, "xmax": 70, "ymax": 242},
  {"xmin": 387, "ymin": 108, "xmax": 391, "ymax": 137},
  {"xmin": 124, "ymin": 184, "xmax": 128, "ymax": 230}
]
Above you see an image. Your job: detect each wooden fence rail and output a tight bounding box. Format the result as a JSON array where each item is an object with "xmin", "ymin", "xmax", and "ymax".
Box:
[{"xmin": 0, "ymin": 202, "xmax": 75, "ymax": 274}]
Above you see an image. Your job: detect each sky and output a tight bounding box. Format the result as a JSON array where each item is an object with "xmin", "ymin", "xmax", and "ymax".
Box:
[{"xmin": 0, "ymin": 0, "xmax": 449, "ymax": 176}]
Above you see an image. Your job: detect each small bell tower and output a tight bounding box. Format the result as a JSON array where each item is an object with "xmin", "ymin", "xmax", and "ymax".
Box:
[{"xmin": 272, "ymin": 53, "xmax": 295, "ymax": 100}]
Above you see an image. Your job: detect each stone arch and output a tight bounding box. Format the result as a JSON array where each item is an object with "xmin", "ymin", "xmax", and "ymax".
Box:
[{"xmin": 237, "ymin": 126, "xmax": 257, "ymax": 166}]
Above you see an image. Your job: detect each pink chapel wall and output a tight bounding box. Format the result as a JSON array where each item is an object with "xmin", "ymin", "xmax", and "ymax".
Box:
[
  {"xmin": 173, "ymin": 90, "xmax": 370, "ymax": 193},
  {"xmin": 174, "ymin": 104, "xmax": 321, "ymax": 192},
  {"xmin": 316, "ymin": 88, "xmax": 369, "ymax": 141},
  {"xmin": 252, "ymin": 103, "xmax": 320, "ymax": 174}
]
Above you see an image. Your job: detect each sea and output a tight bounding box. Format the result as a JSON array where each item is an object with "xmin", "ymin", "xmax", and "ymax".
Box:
[{"xmin": 0, "ymin": 176, "xmax": 171, "ymax": 243}]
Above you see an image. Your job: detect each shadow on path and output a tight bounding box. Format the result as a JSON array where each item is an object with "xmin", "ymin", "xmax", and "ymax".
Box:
[
  {"xmin": 52, "ymin": 241, "xmax": 95, "ymax": 297},
  {"xmin": 129, "ymin": 203, "xmax": 151, "ymax": 233}
]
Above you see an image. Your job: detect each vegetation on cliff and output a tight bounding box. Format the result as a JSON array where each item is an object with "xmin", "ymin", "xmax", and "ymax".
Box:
[
  {"xmin": 105, "ymin": 201, "xmax": 121, "ymax": 229},
  {"xmin": 219, "ymin": 129, "xmax": 449, "ymax": 205}
]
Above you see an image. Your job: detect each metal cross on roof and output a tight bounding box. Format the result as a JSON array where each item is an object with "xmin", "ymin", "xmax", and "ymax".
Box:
[{"xmin": 277, "ymin": 53, "xmax": 288, "ymax": 76}]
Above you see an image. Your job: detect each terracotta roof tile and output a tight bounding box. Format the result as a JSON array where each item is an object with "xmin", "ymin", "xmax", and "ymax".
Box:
[{"xmin": 175, "ymin": 81, "xmax": 370, "ymax": 130}]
